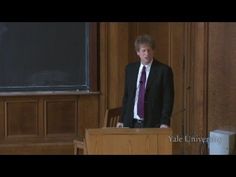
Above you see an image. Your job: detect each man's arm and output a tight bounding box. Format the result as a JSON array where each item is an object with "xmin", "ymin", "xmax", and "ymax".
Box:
[{"xmin": 161, "ymin": 66, "xmax": 174, "ymax": 126}]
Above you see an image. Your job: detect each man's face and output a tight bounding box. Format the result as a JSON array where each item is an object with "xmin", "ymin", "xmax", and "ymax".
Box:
[{"xmin": 136, "ymin": 44, "xmax": 154, "ymax": 65}]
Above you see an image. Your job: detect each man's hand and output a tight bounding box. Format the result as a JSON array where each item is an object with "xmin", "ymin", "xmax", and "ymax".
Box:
[
  {"xmin": 160, "ymin": 124, "xmax": 169, "ymax": 128},
  {"xmin": 116, "ymin": 122, "xmax": 124, "ymax": 128}
]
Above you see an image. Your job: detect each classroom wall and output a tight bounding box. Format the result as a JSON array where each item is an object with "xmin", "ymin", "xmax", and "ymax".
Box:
[{"xmin": 0, "ymin": 22, "xmax": 235, "ymax": 154}]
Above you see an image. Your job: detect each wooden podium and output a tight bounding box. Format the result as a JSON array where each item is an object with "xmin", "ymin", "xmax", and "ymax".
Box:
[{"xmin": 84, "ymin": 128, "xmax": 172, "ymax": 155}]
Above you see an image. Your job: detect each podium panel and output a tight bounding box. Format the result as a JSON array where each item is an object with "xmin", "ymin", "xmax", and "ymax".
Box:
[{"xmin": 85, "ymin": 128, "xmax": 172, "ymax": 155}]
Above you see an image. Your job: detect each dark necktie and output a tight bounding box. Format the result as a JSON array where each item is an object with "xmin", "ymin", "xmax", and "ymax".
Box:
[{"xmin": 137, "ymin": 66, "xmax": 146, "ymax": 119}]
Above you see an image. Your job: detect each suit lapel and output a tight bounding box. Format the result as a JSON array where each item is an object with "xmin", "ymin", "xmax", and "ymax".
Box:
[
  {"xmin": 146, "ymin": 60, "xmax": 159, "ymax": 92},
  {"xmin": 131, "ymin": 62, "xmax": 140, "ymax": 95}
]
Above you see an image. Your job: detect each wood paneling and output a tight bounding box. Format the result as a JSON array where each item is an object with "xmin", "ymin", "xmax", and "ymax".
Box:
[
  {"xmin": 78, "ymin": 95, "xmax": 99, "ymax": 138},
  {"xmin": 89, "ymin": 23, "xmax": 98, "ymax": 91},
  {"xmin": 186, "ymin": 23, "xmax": 208, "ymax": 154},
  {"xmin": 169, "ymin": 23, "xmax": 185, "ymax": 154},
  {"xmin": 107, "ymin": 23, "xmax": 129, "ymax": 108},
  {"xmin": 0, "ymin": 94, "xmax": 99, "ymax": 154},
  {"xmin": 0, "ymin": 142, "xmax": 73, "ymax": 155},
  {"xmin": 136, "ymin": 22, "xmax": 170, "ymax": 64},
  {"xmin": 0, "ymin": 99, "xmax": 5, "ymax": 138},
  {"xmin": 208, "ymin": 23, "xmax": 236, "ymax": 132},
  {"xmin": 5, "ymin": 99, "xmax": 38, "ymax": 137},
  {"xmin": 99, "ymin": 23, "xmax": 129, "ymax": 127},
  {"xmin": 45, "ymin": 98, "xmax": 76, "ymax": 135},
  {"xmin": 99, "ymin": 23, "xmax": 108, "ymax": 127},
  {"xmin": 128, "ymin": 23, "xmax": 138, "ymax": 63}
]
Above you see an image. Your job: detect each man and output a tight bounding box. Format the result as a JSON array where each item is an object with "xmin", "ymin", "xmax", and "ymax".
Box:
[{"xmin": 117, "ymin": 34, "xmax": 174, "ymax": 128}]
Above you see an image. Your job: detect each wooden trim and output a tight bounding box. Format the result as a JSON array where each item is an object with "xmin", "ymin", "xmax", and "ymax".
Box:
[
  {"xmin": 0, "ymin": 91, "xmax": 100, "ymax": 97},
  {"xmin": 99, "ymin": 23, "xmax": 108, "ymax": 127},
  {"xmin": 0, "ymin": 100, "xmax": 4, "ymax": 138},
  {"xmin": 168, "ymin": 23, "xmax": 172, "ymax": 67},
  {"xmin": 38, "ymin": 97, "xmax": 44, "ymax": 137},
  {"xmin": 184, "ymin": 22, "xmax": 192, "ymax": 154},
  {"xmin": 203, "ymin": 22, "xmax": 209, "ymax": 144},
  {"xmin": 185, "ymin": 22, "xmax": 209, "ymax": 154},
  {"xmin": 89, "ymin": 22, "xmax": 98, "ymax": 91}
]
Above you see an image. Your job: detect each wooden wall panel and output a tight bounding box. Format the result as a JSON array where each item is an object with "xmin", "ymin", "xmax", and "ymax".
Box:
[
  {"xmin": 99, "ymin": 23, "xmax": 130, "ymax": 127},
  {"xmin": 45, "ymin": 98, "xmax": 76, "ymax": 135},
  {"xmin": 136, "ymin": 22, "xmax": 170, "ymax": 64},
  {"xmin": 208, "ymin": 23, "xmax": 236, "ymax": 131},
  {"xmin": 78, "ymin": 95, "xmax": 99, "ymax": 138},
  {"xmin": 0, "ymin": 142, "xmax": 73, "ymax": 155},
  {"xmin": 0, "ymin": 99, "xmax": 5, "ymax": 138},
  {"xmin": 5, "ymin": 99, "xmax": 38, "ymax": 137},
  {"xmin": 186, "ymin": 23, "xmax": 208, "ymax": 154},
  {"xmin": 99, "ymin": 23, "xmax": 108, "ymax": 127},
  {"xmin": 0, "ymin": 94, "xmax": 99, "ymax": 154},
  {"xmin": 107, "ymin": 23, "xmax": 129, "ymax": 109},
  {"xmin": 169, "ymin": 23, "xmax": 185, "ymax": 154},
  {"xmin": 128, "ymin": 23, "xmax": 138, "ymax": 63}
]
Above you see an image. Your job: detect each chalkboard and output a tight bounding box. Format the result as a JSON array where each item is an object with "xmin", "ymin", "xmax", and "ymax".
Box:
[{"xmin": 0, "ymin": 22, "xmax": 91, "ymax": 92}]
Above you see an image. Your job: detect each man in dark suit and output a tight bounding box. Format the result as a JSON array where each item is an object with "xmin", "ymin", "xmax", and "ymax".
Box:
[{"xmin": 117, "ymin": 34, "xmax": 174, "ymax": 128}]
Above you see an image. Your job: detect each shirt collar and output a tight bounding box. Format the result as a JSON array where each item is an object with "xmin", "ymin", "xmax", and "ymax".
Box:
[{"xmin": 140, "ymin": 59, "xmax": 153, "ymax": 71}]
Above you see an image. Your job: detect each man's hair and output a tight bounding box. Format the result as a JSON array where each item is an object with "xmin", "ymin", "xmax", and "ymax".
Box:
[{"xmin": 134, "ymin": 34, "xmax": 155, "ymax": 51}]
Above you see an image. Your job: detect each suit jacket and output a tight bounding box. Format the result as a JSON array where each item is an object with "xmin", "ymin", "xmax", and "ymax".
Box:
[{"xmin": 120, "ymin": 59, "xmax": 174, "ymax": 128}]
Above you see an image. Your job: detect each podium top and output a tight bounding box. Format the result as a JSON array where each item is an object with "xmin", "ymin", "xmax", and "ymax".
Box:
[{"xmin": 86, "ymin": 128, "xmax": 172, "ymax": 135}]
